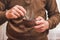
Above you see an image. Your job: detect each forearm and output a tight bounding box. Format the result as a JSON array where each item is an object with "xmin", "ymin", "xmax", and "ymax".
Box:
[
  {"xmin": 0, "ymin": 0, "xmax": 9, "ymax": 25},
  {"xmin": 46, "ymin": 0, "xmax": 60, "ymax": 29},
  {"xmin": 48, "ymin": 12, "xmax": 60, "ymax": 29},
  {"xmin": 0, "ymin": 11, "xmax": 7, "ymax": 25}
]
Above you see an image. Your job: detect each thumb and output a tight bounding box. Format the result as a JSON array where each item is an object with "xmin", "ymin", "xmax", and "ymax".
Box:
[{"xmin": 36, "ymin": 16, "xmax": 44, "ymax": 21}]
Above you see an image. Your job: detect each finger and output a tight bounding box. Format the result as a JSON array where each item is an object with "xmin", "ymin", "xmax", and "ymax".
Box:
[
  {"xmin": 36, "ymin": 16, "xmax": 44, "ymax": 21},
  {"xmin": 11, "ymin": 12, "xmax": 18, "ymax": 19},
  {"xmin": 35, "ymin": 20, "xmax": 44, "ymax": 25},
  {"xmin": 34, "ymin": 24, "xmax": 45, "ymax": 29},
  {"xmin": 13, "ymin": 7, "xmax": 24, "ymax": 16},
  {"xmin": 35, "ymin": 26, "xmax": 45, "ymax": 32},
  {"xmin": 12, "ymin": 9, "xmax": 20, "ymax": 17},
  {"xmin": 16, "ymin": 5, "xmax": 26, "ymax": 14}
]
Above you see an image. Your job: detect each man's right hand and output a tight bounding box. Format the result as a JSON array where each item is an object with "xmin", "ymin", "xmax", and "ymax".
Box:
[{"xmin": 5, "ymin": 5, "xmax": 26, "ymax": 19}]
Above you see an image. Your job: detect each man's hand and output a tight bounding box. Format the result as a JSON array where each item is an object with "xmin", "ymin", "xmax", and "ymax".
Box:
[
  {"xmin": 5, "ymin": 5, "xmax": 26, "ymax": 19},
  {"xmin": 34, "ymin": 16, "xmax": 49, "ymax": 32}
]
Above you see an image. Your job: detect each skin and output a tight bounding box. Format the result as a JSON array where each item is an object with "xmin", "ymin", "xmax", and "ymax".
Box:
[
  {"xmin": 5, "ymin": 5, "xmax": 26, "ymax": 19},
  {"xmin": 33, "ymin": 16, "xmax": 49, "ymax": 32},
  {"xmin": 5, "ymin": 5, "xmax": 49, "ymax": 32}
]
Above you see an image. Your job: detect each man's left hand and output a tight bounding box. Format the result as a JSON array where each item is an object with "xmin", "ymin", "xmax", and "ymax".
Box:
[{"xmin": 33, "ymin": 16, "xmax": 49, "ymax": 32}]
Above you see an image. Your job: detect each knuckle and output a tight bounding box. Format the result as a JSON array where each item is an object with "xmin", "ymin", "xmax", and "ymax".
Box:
[{"xmin": 15, "ymin": 5, "xmax": 19, "ymax": 7}]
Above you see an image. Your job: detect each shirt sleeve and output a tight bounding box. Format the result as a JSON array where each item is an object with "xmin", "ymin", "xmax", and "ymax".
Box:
[
  {"xmin": 45, "ymin": 0, "xmax": 60, "ymax": 29},
  {"xmin": 0, "ymin": 0, "xmax": 8, "ymax": 25}
]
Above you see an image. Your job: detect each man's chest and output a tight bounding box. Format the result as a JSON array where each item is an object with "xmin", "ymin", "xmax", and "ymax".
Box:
[
  {"xmin": 8, "ymin": 0, "xmax": 46, "ymax": 9},
  {"xmin": 8, "ymin": 0, "xmax": 32, "ymax": 8}
]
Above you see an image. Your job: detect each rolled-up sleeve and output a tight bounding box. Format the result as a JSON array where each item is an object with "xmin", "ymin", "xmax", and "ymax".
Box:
[
  {"xmin": 0, "ymin": 1, "xmax": 8, "ymax": 25},
  {"xmin": 45, "ymin": 0, "xmax": 60, "ymax": 29}
]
